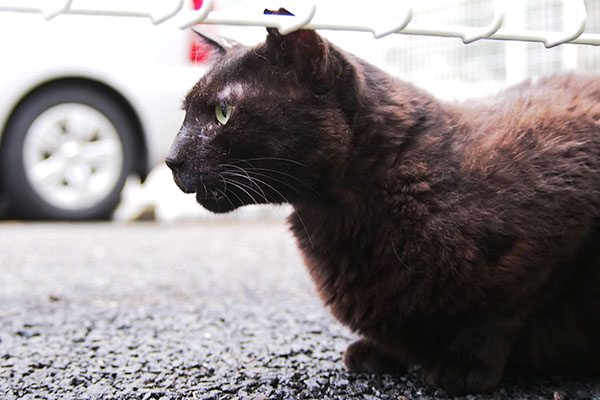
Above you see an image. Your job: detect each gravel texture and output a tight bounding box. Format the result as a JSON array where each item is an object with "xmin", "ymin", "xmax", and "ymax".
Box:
[{"xmin": 0, "ymin": 220, "xmax": 599, "ymax": 399}]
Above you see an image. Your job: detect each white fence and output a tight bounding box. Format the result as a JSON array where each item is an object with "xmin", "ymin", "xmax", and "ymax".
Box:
[
  {"xmin": 2, "ymin": 0, "xmax": 598, "ymax": 99},
  {"xmin": 1, "ymin": 0, "xmax": 599, "ymax": 46}
]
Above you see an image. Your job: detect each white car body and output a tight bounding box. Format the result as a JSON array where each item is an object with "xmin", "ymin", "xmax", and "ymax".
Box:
[
  {"xmin": 0, "ymin": 5, "xmax": 206, "ymax": 173},
  {"xmin": 0, "ymin": 0, "xmax": 208, "ymax": 218}
]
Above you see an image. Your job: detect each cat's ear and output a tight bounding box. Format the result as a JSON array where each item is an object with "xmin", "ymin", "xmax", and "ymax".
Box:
[
  {"xmin": 264, "ymin": 8, "xmax": 333, "ymax": 90},
  {"xmin": 191, "ymin": 28, "xmax": 241, "ymax": 60}
]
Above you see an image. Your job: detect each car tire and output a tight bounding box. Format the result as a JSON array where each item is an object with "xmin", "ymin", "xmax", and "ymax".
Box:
[{"xmin": 0, "ymin": 83, "xmax": 136, "ymax": 220}]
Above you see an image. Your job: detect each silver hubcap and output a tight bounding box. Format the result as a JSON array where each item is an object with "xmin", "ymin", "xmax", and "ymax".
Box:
[{"xmin": 22, "ymin": 103, "xmax": 124, "ymax": 210}]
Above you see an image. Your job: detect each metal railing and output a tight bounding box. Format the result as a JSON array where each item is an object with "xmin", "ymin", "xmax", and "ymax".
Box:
[{"xmin": 1, "ymin": 0, "xmax": 599, "ymax": 47}]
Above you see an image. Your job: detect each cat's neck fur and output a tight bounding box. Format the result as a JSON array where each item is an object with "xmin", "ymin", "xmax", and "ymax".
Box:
[{"xmin": 289, "ymin": 57, "xmax": 463, "ymax": 250}]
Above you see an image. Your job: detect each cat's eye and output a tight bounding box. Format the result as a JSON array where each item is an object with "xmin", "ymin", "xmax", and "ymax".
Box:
[{"xmin": 215, "ymin": 102, "xmax": 233, "ymax": 126}]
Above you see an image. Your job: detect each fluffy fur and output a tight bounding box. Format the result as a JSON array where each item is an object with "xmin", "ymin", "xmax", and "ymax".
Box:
[{"xmin": 166, "ymin": 22, "xmax": 600, "ymax": 394}]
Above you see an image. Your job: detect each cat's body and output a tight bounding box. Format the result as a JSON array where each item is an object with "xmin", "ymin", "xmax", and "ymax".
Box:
[
  {"xmin": 291, "ymin": 71, "xmax": 600, "ymax": 391},
  {"xmin": 166, "ymin": 20, "xmax": 600, "ymax": 394}
]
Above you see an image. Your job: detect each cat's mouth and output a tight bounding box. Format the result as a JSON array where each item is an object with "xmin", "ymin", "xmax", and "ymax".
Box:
[
  {"xmin": 171, "ymin": 166, "xmax": 275, "ymax": 213},
  {"xmin": 169, "ymin": 170, "xmax": 237, "ymax": 213},
  {"xmin": 194, "ymin": 183, "xmax": 247, "ymax": 214},
  {"xmin": 195, "ymin": 188, "xmax": 234, "ymax": 213}
]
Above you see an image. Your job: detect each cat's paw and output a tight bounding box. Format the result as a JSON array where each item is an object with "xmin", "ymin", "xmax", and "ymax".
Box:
[
  {"xmin": 343, "ymin": 338, "xmax": 406, "ymax": 374},
  {"xmin": 421, "ymin": 360, "xmax": 502, "ymax": 395}
]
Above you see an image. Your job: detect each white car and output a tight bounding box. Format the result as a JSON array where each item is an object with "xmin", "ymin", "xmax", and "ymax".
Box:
[{"xmin": 0, "ymin": 0, "xmax": 209, "ymax": 219}]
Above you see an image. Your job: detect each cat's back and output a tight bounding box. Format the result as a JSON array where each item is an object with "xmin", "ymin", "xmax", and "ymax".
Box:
[
  {"xmin": 456, "ymin": 73, "xmax": 600, "ymax": 191},
  {"xmin": 438, "ymin": 73, "xmax": 600, "ymax": 245},
  {"xmin": 461, "ymin": 73, "xmax": 600, "ymax": 145}
]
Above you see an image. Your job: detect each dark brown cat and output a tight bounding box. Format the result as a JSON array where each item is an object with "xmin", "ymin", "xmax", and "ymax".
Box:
[{"xmin": 166, "ymin": 14, "xmax": 600, "ymax": 394}]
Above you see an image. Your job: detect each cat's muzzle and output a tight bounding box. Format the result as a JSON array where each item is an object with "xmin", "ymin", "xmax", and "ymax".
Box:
[{"xmin": 165, "ymin": 157, "xmax": 197, "ymax": 194}]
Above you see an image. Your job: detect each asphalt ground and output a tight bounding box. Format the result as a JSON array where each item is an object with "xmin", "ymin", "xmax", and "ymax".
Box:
[{"xmin": 1, "ymin": 220, "xmax": 599, "ymax": 400}]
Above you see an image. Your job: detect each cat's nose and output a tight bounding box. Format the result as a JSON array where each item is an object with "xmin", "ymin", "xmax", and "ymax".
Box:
[{"xmin": 165, "ymin": 156, "xmax": 184, "ymax": 171}]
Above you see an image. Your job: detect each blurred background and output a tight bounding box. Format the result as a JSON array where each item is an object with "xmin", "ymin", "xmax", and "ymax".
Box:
[{"xmin": 0, "ymin": 0, "xmax": 598, "ymax": 223}]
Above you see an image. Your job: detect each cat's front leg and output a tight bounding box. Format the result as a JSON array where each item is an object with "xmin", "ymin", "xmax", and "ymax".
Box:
[
  {"xmin": 420, "ymin": 314, "xmax": 521, "ymax": 395},
  {"xmin": 421, "ymin": 353, "xmax": 504, "ymax": 394},
  {"xmin": 343, "ymin": 338, "xmax": 407, "ymax": 374}
]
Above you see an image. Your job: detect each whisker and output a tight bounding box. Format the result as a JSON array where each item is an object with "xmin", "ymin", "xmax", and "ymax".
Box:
[
  {"xmin": 231, "ymin": 157, "xmax": 307, "ymax": 167},
  {"xmin": 242, "ymin": 167, "xmax": 320, "ymax": 197},
  {"xmin": 226, "ymin": 158, "xmax": 318, "ymax": 196},
  {"xmin": 391, "ymin": 239, "xmax": 411, "ymax": 271},
  {"xmin": 241, "ymin": 172, "xmax": 288, "ymax": 203},
  {"xmin": 220, "ymin": 178, "xmax": 245, "ymax": 206},
  {"xmin": 221, "ymin": 175, "xmax": 228, "ymax": 194},
  {"xmin": 246, "ymin": 175, "xmax": 314, "ymax": 248},
  {"xmin": 215, "ymin": 186, "xmax": 236, "ymax": 210},
  {"xmin": 291, "ymin": 208, "xmax": 314, "ymax": 249},
  {"xmin": 221, "ymin": 171, "xmax": 269, "ymax": 200},
  {"xmin": 200, "ymin": 176, "xmax": 208, "ymax": 198},
  {"xmin": 226, "ymin": 171, "xmax": 314, "ymax": 248},
  {"xmin": 225, "ymin": 179, "xmax": 262, "ymax": 204},
  {"xmin": 234, "ymin": 179, "xmax": 271, "ymax": 203},
  {"xmin": 223, "ymin": 170, "xmax": 290, "ymax": 203},
  {"xmin": 245, "ymin": 170, "xmax": 301, "ymax": 194},
  {"xmin": 221, "ymin": 163, "xmax": 254, "ymax": 180}
]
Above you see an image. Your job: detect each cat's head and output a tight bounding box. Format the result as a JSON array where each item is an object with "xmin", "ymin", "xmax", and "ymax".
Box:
[{"xmin": 166, "ymin": 18, "xmax": 358, "ymax": 213}]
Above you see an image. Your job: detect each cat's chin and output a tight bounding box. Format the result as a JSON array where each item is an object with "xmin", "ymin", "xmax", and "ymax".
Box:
[{"xmin": 196, "ymin": 191, "xmax": 241, "ymax": 214}]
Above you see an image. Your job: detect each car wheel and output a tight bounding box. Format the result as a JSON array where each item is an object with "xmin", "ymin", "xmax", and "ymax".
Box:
[{"xmin": 1, "ymin": 84, "xmax": 136, "ymax": 220}]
